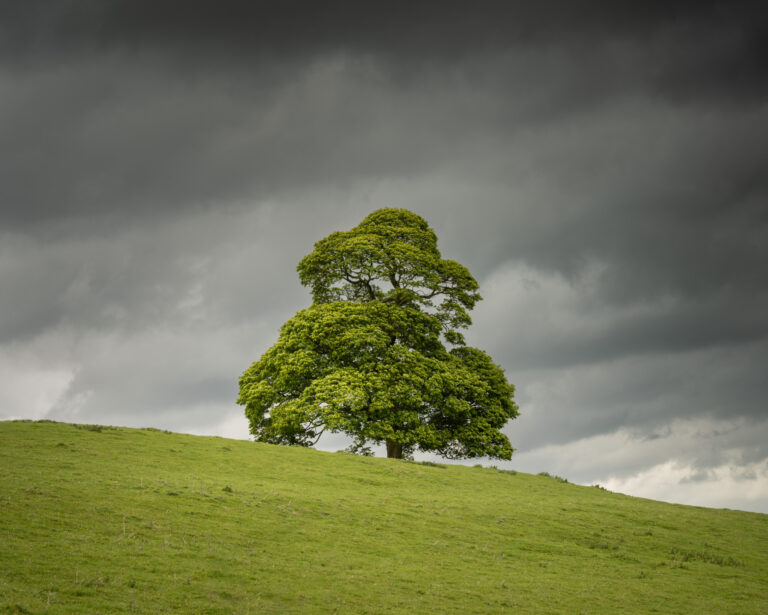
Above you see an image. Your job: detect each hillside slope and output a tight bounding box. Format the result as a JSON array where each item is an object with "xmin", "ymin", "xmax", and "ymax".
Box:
[{"xmin": 1, "ymin": 420, "xmax": 766, "ymax": 614}]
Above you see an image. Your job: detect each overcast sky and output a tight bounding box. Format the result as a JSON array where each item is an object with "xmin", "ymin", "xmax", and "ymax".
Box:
[{"xmin": 2, "ymin": 1, "xmax": 767, "ymax": 513}]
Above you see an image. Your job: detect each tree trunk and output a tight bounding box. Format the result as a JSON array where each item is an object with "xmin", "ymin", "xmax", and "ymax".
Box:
[{"xmin": 386, "ymin": 439, "xmax": 403, "ymax": 459}]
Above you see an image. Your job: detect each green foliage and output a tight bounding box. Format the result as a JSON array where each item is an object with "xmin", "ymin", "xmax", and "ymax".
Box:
[
  {"xmin": 239, "ymin": 301, "xmax": 517, "ymax": 459},
  {"xmin": 297, "ymin": 208, "xmax": 480, "ymax": 343},
  {"xmin": 2, "ymin": 421, "xmax": 767, "ymax": 614},
  {"xmin": 239, "ymin": 209, "xmax": 518, "ymax": 459}
]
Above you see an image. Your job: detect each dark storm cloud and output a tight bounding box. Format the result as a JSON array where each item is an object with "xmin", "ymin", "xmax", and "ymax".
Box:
[
  {"xmin": 0, "ymin": 53, "xmax": 472, "ymax": 231},
  {"xmin": 3, "ymin": 1, "xmax": 765, "ymax": 74},
  {"xmin": 477, "ymin": 108, "xmax": 767, "ymax": 299},
  {"xmin": 1, "ymin": 0, "xmax": 766, "ymax": 231},
  {"xmin": 4, "ymin": 1, "xmax": 765, "ymax": 117}
]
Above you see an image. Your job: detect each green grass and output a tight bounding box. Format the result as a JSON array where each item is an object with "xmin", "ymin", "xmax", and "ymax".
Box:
[{"xmin": 1, "ymin": 420, "xmax": 766, "ymax": 614}]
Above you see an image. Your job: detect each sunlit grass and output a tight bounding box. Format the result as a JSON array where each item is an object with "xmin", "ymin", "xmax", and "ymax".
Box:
[{"xmin": 1, "ymin": 420, "xmax": 766, "ymax": 614}]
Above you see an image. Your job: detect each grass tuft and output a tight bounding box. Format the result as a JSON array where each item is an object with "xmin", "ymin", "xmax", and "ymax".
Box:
[
  {"xmin": 538, "ymin": 471, "xmax": 569, "ymax": 483},
  {"xmin": 669, "ymin": 547, "xmax": 743, "ymax": 567},
  {"xmin": 73, "ymin": 423, "xmax": 118, "ymax": 433},
  {"xmin": 412, "ymin": 460, "xmax": 446, "ymax": 469}
]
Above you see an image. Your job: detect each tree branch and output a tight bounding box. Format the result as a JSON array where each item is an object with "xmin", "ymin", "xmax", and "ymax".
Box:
[{"xmin": 311, "ymin": 427, "xmax": 326, "ymax": 446}]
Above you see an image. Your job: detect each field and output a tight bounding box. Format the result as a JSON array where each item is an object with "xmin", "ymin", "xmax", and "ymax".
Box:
[{"xmin": 1, "ymin": 420, "xmax": 766, "ymax": 614}]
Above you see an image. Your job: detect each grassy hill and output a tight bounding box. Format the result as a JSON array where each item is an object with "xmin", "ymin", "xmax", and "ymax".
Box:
[{"xmin": 1, "ymin": 420, "xmax": 766, "ymax": 614}]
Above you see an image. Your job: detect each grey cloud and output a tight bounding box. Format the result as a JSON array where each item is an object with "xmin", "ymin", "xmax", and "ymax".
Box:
[
  {"xmin": 0, "ymin": 205, "xmax": 328, "ymax": 344},
  {"xmin": 506, "ymin": 414, "xmax": 768, "ymax": 489},
  {"xmin": 44, "ymin": 328, "xmax": 247, "ymax": 432},
  {"xmin": 0, "ymin": 223, "xmax": 207, "ymax": 343},
  {"xmin": 469, "ymin": 255, "xmax": 768, "ymax": 379},
  {"xmin": 3, "ymin": 2, "xmax": 763, "ymax": 74},
  {"xmin": 731, "ymin": 468, "xmax": 758, "ymax": 481},
  {"xmin": 382, "ymin": 99, "xmax": 768, "ymax": 308},
  {"xmin": 1, "ymin": 64, "xmax": 290, "ymax": 230},
  {"xmin": 680, "ymin": 469, "xmax": 716, "ymax": 484},
  {"xmin": 1, "ymin": 57, "xmax": 475, "ymax": 231},
  {"xmin": 510, "ymin": 107, "xmax": 767, "ymax": 300},
  {"xmin": 2, "ymin": 1, "xmax": 766, "ymax": 234},
  {"xmin": 493, "ymin": 339, "xmax": 768, "ymax": 452}
]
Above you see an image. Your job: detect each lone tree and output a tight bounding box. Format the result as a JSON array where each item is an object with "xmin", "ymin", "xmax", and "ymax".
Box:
[{"xmin": 238, "ymin": 208, "xmax": 518, "ymax": 459}]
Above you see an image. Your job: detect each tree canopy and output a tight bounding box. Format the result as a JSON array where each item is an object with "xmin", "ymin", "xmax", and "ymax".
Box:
[
  {"xmin": 297, "ymin": 208, "xmax": 480, "ymax": 345},
  {"xmin": 238, "ymin": 208, "xmax": 518, "ymax": 459}
]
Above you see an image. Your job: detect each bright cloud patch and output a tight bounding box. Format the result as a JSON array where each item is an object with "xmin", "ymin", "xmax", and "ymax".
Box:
[
  {"xmin": 601, "ymin": 460, "xmax": 768, "ymax": 514},
  {"xmin": 0, "ymin": 352, "xmax": 74, "ymax": 421},
  {"xmin": 510, "ymin": 417, "xmax": 768, "ymax": 513}
]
